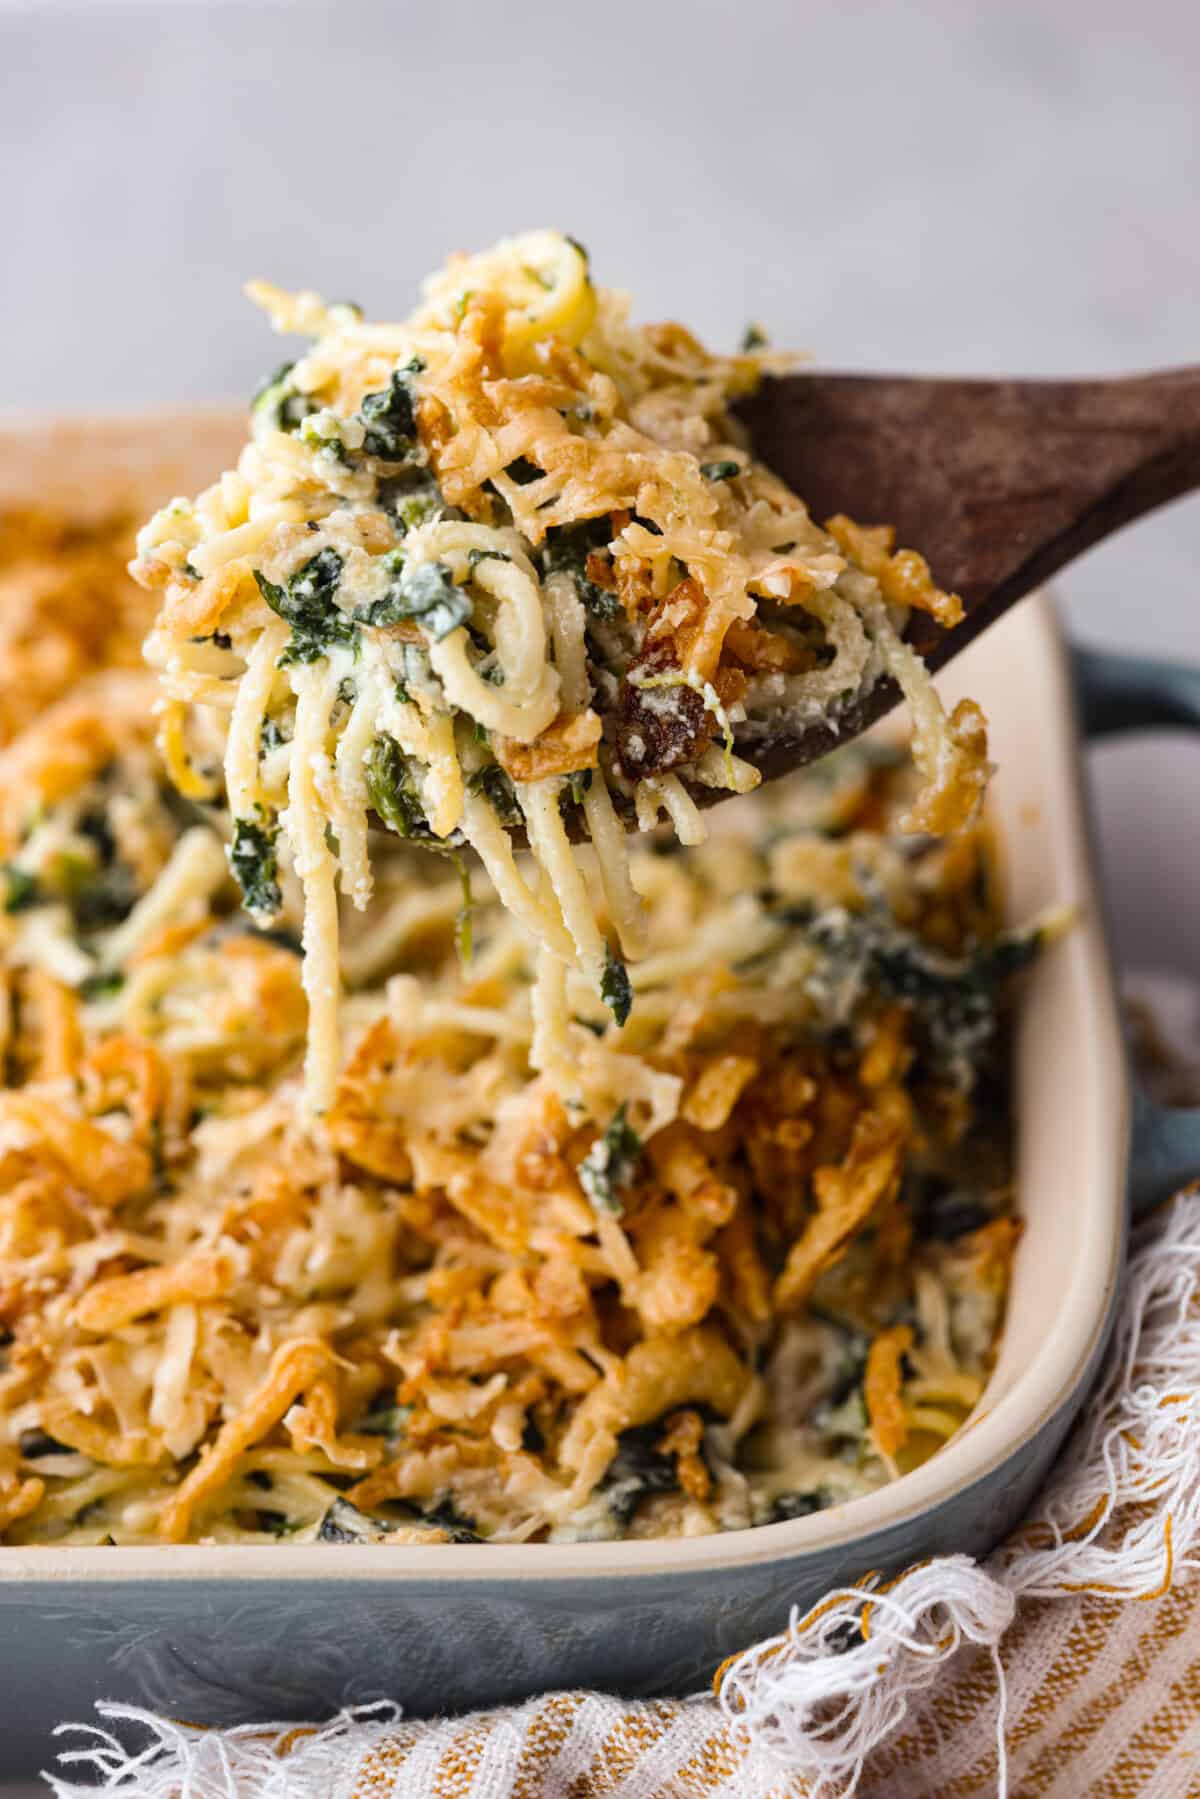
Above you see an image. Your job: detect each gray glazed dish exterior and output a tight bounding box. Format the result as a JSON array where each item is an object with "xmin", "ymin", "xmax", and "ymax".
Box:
[
  {"xmin": 0, "ymin": 415, "xmax": 1197, "ymax": 1770},
  {"xmin": 0, "ymin": 1397, "xmax": 1096, "ymax": 1759},
  {"xmin": 0, "ymin": 1415, "xmax": 1085, "ymax": 1770}
]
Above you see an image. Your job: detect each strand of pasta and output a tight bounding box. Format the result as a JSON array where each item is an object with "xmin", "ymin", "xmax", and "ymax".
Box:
[
  {"xmin": 224, "ymin": 619, "xmax": 289, "ymax": 820},
  {"xmin": 157, "ymin": 699, "xmax": 220, "ymax": 803},
  {"xmin": 529, "ymin": 946, "xmax": 573, "ymax": 1081},
  {"xmin": 633, "ymin": 773, "xmax": 707, "ymax": 844},
  {"xmin": 102, "ymin": 828, "xmax": 229, "ymax": 968},
  {"xmin": 581, "ymin": 766, "xmax": 647, "ymax": 957},
  {"xmin": 429, "ymin": 629, "xmax": 559, "ymax": 742},
  {"xmin": 157, "ymin": 663, "xmax": 241, "ymax": 711},
  {"xmin": 544, "ymin": 571, "xmax": 589, "ymax": 714},
  {"xmin": 285, "ymin": 664, "xmax": 343, "ymax": 1111},
  {"xmin": 458, "ymin": 791, "xmax": 573, "ymax": 960},
  {"xmin": 517, "ymin": 777, "xmax": 607, "ymax": 986},
  {"xmin": 416, "ymin": 709, "xmax": 465, "ymax": 841},
  {"xmin": 331, "ymin": 690, "xmax": 380, "ymax": 908}
]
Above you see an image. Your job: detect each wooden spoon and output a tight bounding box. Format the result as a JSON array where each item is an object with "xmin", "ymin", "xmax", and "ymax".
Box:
[{"xmin": 719, "ymin": 365, "xmax": 1200, "ymax": 788}]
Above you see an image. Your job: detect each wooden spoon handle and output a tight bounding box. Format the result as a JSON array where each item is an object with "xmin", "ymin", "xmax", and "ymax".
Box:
[{"xmin": 737, "ymin": 366, "xmax": 1200, "ymax": 665}]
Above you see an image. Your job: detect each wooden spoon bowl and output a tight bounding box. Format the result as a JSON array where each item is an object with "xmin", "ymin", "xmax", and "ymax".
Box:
[{"xmin": 722, "ymin": 365, "xmax": 1200, "ymax": 787}]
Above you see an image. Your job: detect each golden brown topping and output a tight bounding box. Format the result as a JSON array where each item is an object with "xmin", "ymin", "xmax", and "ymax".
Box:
[
  {"xmin": 159, "ymin": 1338, "xmax": 337, "ymax": 1542},
  {"xmin": 825, "ymin": 514, "xmax": 964, "ymax": 630},
  {"xmin": 493, "ymin": 709, "xmax": 602, "ymax": 782},
  {"xmin": 864, "ymin": 1324, "xmax": 914, "ymax": 1460},
  {"xmin": 773, "ymin": 1110, "xmax": 907, "ymax": 1313}
]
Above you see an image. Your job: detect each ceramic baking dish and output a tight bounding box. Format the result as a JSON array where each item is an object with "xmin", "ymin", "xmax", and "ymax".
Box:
[{"xmin": 0, "ymin": 416, "xmax": 1197, "ymax": 1771}]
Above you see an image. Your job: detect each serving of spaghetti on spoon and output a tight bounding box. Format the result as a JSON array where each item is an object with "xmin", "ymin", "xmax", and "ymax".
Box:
[{"xmin": 132, "ymin": 230, "xmax": 1196, "ymax": 1109}]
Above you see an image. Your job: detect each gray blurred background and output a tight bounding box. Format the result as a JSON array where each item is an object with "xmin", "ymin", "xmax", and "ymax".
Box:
[{"xmin": 1, "ymin": 0, "xmax": 1198, "ymax": 971}]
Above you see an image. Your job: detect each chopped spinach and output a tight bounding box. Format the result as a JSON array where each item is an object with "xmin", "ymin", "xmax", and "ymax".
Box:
[
  {"xmin": 598, "ymin": 1420, "xmax": 681, "ymax": 1528},
  {"xmin": 56, "ymin": 826, "xmax": 139, "ymax": 930},
  {"xmin": 789, "ymin": 903, "xmax": 1045, "ymax": 1089},
  {"xmin": 421, "ymin": 1495, "xmax": 482, "ymax": 1543},
  {"xmin": 317, "ymin": 1498, "xmax": 398, "ymax": 1543},
  {"xmin": 599, "ymin": 945, "xmax": 633, "ymax": 1028},
  {"xmin": 364, "ymin": 736, "xmax": 426, "ymax": 838},
  {"xmin": 377, "ymin": 473, "xmax": 454, "ymax": 535},
  {"xmin": 258, "ymin": 1510, "xmax": 303, "ymax": 1537},
  {"xmin": 354, "ymin": 558, "xmax": 471, "ymax": 640},
  {"xmin": 66, "ymin": 867, "xmax": 137, "ymax": 935},
  {"xmin": 251, "ymin": 361, "xmax": 316, "ymax": 433},
  {"xmin": 2, "ymin": 865, "xmax": 40, "ymax": 913},
  {"xmin": 355, "ymin": 1400, "xmax": 411, "ymax": 1439},
  {"xmin": 699, "ymin": 460, "xmax": 741, "ymax": 481},
  {"xmin": 768, "ymin": 1490, "xmax": 831, "ymax": 1523},
  {"xmin": 908, "ymin": 1173, "xmax": 991, "ymax": 1243},
  {"xmin": 578, "ymin": 1102, "xmax": 643, "ymax": 1214},
  {"xmin": 254, "ymin": 549, "xmax": 358, "ymax": 666},
  {"xmin": 565, "ymin": 767, "xmax": 593, "ymax": 807},
  {"xmin": 319, "ymin": 1492, "xmax": 481, "ymax": 1543},
  {"xmin": 538, "ymin": 518, "xmax": 619, "ymax": 621},
  {"xmin": 252, "ymin": 360, "xmax": 293, "ymax": 407},
  {"xmin": 740, "ymin": 323, "xmax": 768, "ymax": 352},
  {"xmin": 565, "ymin": 234, "xmax": 590, "ymax": 265},
  {"xmin": 77, "ymin": 969, "xmax": 125, "ymax": 1002},
  {"xmin": 302, "ymin": 420, "xmax": 349, "ymax": 464},
  {"xmin": 465, "ymin": 762, "xmax": 522, "ymax": 829},
  {"xmin": 18, "ymin": 1428, "xmax": 70, "ymax": 1460},
  {"xmin": 355, "ymin": 358, "xmax": 424, "ymax": 460},
  {"xmin": 229, "ymin": 817, "xmax": 282, "ymax": 919}
]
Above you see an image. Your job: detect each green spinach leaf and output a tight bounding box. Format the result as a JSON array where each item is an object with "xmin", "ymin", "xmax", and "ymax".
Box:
[
  {"xmin": 251, "ymin": 361, "xmax": 316, "ymax": 433},
  {"xmin": 354, "ymin": 559, "xmax": 470, "ymax": 640},
  {"xmin": 254, "ymin": 549, "xmax": 358, "ymax": 666},
  {"xmin": 599, "ymin": 945, "xmax": 633, "ymax": 1028},
  {"xmin": 1, "ymin": 865, "xmax": 40, "ymax": 914},
  {"xmin": 578, "ymin": 1102, "xmax": 643, "ymax": 1214},
  {"xmin": 539, "ymin": 519, "xmax": 619, "ymax": 621},
  {"xmin": 229, "ymin": 817, "xmax": 282, "ymax": 918},
  {"xmin": 356, "ymin": 358, "xmax": 425, "ymax": 460},
  {"xmin": 364, "ymin": 736, "xmax": 426, "ymax": 838}
]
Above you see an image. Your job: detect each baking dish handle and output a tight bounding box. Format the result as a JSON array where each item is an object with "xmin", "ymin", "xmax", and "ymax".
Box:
[{"xmin": 1071, "ymin": 643, "xmax": 1200, "ymax": 1215}]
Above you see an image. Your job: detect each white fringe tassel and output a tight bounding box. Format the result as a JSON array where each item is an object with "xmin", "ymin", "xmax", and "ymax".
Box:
[
  {"xmin": 46, "ymin": 1699, "xmax": 404, "ymax": 1799},
  {"xmin": 718, "ymin": 1184, "xmax": 1200, "ymax": 1797},
  {"xmin": 45, "ymin": 1187, "xmax": 1200, "ymax": 1799}
]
